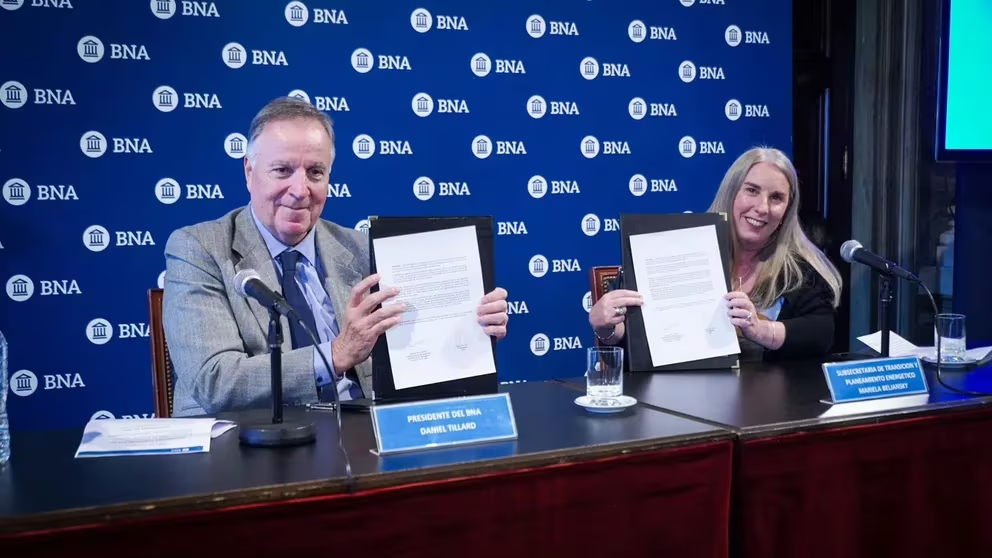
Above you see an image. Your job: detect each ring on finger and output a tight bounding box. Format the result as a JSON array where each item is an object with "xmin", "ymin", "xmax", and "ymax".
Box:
[{"xmin": 614, "ymin": 306, "xmax": 627, "ymax": 316}]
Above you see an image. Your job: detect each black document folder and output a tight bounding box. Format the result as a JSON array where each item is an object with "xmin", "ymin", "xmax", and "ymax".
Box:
[
  {"xmin": 366, "ymin": 216, "xmax": 499, "ymax": 403},
  {"xmin": 619, "ymin": 212, "xmax": 740, "ymax": 373}
]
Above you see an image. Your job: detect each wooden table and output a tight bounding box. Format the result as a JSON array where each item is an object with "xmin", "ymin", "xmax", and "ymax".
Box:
[{"xmin": 0, "ymin": 380, "xmax": 735, "ymax": 558}]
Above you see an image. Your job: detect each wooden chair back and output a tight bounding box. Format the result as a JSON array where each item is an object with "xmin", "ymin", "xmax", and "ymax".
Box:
[
  {"xmin": 148, "ymin": 288, "xmax": 174, "ymax": 418},
  {"xmin": 590, "ymin": 265, "xmax": 622, "ymax": 305}
]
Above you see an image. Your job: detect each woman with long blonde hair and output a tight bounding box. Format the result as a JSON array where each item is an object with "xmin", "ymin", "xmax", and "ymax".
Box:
[{"xmin": 589, "ymin": 147, "xmax": 843, "ymax": 360}]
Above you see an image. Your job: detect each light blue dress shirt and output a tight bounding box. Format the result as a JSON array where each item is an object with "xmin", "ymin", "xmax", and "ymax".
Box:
[{"xmin": 250, "ymin": 208, "xmax": 358, "ymax": 401}]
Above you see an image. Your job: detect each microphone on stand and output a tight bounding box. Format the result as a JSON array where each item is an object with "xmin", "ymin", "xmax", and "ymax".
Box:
[
  {"xmin": 236, "ymin": 271, "xmax": 296, "ymax": 318},
  {"xmin": 233, "ymin": 270, "xmax": 354, "ymax": 483},
  {"xmin": 840, "ymin": 240, "xmax": 921, "ymax": 282},
  {"xmin": 840, "ymin": 241, "xmax": 992, "ymax": 396},
  {"xmin": 839, "ymin": 239, "xmax": 916, "ymax": 358},
  {"xmin": 233, "ymin": 269, "xmax": 317, "ymax": 448}
]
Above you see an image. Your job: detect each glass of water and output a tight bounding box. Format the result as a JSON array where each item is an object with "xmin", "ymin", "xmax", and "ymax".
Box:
[
  {"xmin": 935, "ymin": 313, "xmax": 967, "ymax": 362},
  {"xmin": 587, "ymin": 346, "xmax": 624, "ymax": 402}
]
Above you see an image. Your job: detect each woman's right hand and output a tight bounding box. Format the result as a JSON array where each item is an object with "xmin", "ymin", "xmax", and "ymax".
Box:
[{"xmin": 589, "ymin": 289, "xmax": 644, "ymax": 332}]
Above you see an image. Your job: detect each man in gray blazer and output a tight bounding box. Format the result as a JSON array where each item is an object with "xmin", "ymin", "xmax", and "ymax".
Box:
[{"xmin": 162, "ymin": 97, "xmax": 510, "ymax": 417}]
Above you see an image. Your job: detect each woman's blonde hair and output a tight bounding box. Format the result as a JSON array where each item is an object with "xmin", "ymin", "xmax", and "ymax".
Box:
[{"xmin": 706, "ymin": 146, "xmax": 843, "ymax": 310}]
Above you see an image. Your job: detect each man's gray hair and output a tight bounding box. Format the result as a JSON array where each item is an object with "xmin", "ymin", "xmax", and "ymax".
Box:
[{"xmin": 244, "ymin": 96, "xmax": 335, "ymax": 164}]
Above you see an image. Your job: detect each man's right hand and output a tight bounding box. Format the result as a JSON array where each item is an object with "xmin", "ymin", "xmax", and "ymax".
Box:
[{"xmin": 331, "ymin": 274, "xmax": 405, "ymax": 372}]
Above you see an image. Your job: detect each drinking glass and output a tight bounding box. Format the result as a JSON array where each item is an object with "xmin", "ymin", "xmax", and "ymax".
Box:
[
  {"xmin": 935, "ymin": 313, "xmax": 967, "ymax": 362},
  {"xmin": 586, "ymin": 346, "xmax": 624, "ymax": 401}
]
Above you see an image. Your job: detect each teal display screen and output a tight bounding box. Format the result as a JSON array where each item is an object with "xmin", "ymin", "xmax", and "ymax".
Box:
[{"xmin": 943, "ymin": 0, "xmax": 992, "ymax": 152}]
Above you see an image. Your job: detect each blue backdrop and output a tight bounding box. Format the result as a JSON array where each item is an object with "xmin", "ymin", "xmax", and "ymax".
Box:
[{"xmin": 0, "ymin": 0, "xmax": 791, "ymax": 431}]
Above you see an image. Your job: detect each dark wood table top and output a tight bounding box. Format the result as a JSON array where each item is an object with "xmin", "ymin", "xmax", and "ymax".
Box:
[
  {"xmin": 0, "ymin": 379, "xmax": 731, "ymax": 534},
  {"xmin": 559, "ymin": 356, "xmax": 992, "ymax": 439}
]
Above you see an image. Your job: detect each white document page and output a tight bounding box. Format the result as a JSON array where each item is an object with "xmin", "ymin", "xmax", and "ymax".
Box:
[
  {"xmin": 857, "ymin": 330, "xmax": 992, "ymax": 363},
  {"xmin": 855, "ymin": 331, "xmax": 921, "ymax": 357},
  {"xmin": 74, "ymin": 418, "xmax": 236, "ymax": 458},
  {"xmin": 628, "ymin": 225, "xmax": 741, "ymax": 367},
  {"xmin": 372, "ymin": 225, "xmax": 496, "ymax": 390}
]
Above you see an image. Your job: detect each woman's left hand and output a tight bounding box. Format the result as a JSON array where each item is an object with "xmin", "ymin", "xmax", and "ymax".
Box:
[{"xmin": 725, "ymin": 291, "xmax": 758, "ymax": 330}]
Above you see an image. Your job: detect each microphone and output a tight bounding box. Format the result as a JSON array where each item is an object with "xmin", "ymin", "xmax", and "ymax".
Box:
[
  {"xmin": 234, "ymin": 269, "xmax": 295, "ymax": 317},
  {"xmin": 231, "ymin": 268, "xmax": 355, "ymax": 483},
  {"xmin": 840, "ymin": 239, "xmax": 919, "ymax": 359},
  {"xmin": 231, "ymin": 268, "xmax": 315, "ymax": 448},
  {"xmin": 840, "ymin": 240, "xmax": 920, "ymax": 282}
]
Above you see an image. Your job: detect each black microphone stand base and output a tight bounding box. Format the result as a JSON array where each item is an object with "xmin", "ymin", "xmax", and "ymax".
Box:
[
  {"xmin": 239, "ymin": 308, "xmax": 317, "ymax": 447},
  {"xmin": 239, "ymin": 420, "xmax": 317, "ymax": 447}
]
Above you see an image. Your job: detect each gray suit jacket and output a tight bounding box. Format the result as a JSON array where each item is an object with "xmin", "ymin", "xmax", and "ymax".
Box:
[{"xmin": 162, "ymin": 206, "xmax": 371, "ymax": 417}]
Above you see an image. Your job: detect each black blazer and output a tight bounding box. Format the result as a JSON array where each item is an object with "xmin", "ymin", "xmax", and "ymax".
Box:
[{"xmin": 763, "ymin": 261, "xmax": 837, "ymax": 360}]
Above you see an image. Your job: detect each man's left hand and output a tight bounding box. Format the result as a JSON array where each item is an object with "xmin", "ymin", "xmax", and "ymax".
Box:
[{"xmin": 477, "ymin": 287, "xmax": 509, "ymax": 340}]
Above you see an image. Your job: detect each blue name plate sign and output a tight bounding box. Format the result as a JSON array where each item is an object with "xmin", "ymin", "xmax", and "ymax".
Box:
[
  {"xmin": 370, "ymin": 393, "xmax": 518, "ymax": 455},
  {"xmin": 822, "ymin": 355, "xmax": 929, "ymax": 404}
]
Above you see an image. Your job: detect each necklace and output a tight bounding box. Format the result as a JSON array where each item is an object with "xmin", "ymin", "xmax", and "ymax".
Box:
[{"xmin": 736, "ymin": 261, "xmax": 758, "ymax": 292}]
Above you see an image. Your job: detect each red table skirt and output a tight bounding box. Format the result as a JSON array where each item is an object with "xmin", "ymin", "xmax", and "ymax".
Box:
[
  {"xmin": 736, "ymin": 407, "xmax": 992, "ymax": 558},
  {"xmin": 6, "ymin": 440, "xmax": 733, "ymax": 558}
]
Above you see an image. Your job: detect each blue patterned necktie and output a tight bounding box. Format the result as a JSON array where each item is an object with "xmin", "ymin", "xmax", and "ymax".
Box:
[
  {"xmin": 278, "ymin": 249, "xmax": 364, "ymax": 402},
  {"xmin": 277, "ymin": 250, "xmax": 317, "ymax": 350}
]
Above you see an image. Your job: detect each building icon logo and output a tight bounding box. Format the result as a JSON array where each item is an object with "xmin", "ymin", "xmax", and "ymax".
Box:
[
  {"xmin": 10, "ymin": 370, "xmax": 38, "ymax": 397},
  {"xmin": 78, "ymin": 36, "xmax": 105, "ymax": 63},
  {"xmin": 527, "ymin": 95, "xmax": 546, "ymax": 119},
  {"xmin": 527, "ymin": 176, "xmax": 547, "ymax": 199},
  {"xmin": 472, "ymin": 135, "xmax": 492, "ymax": 159},
  {"xmin": 351, "ymin": 48, "xmax": 373, "ymax": 73},
  {"xmin": 80, "ymin": 131, "xmax": 107, "ymax": 158},
  {"xmin": 286, "ymin": 1, "xmax": 309, "ymax": 26},
  {"xmin": 629, "ymin": 174, "xmax": 647, "ymax": 197},
  {"xmin": 222, "ymin": 42, "xmax": 247, "ymax": 69},
  {"xmin": 679, "ymin": 136, "xmax": 697, "ymax": 158},
  {"xmin": 411, "ymin": 8, "xmax": 432, "ymax": 32},
  {"xmin": 725, "ymin": 99, "xmax": 741, "ymax": 121},
  {"xmin": 413, "ymin": 176, "xmax": 435, "ymax": 201},
  {"xmin": 529, "ymin": 255, "xmax": 548, "ymax": 278},
  {"xmin": 352, "ymin": 134, "xmax": 375, "ymax": 159},
  {"xmin": 6, "ymin": 274, "xmax": 34, "ymax": 302},
  {"xmin": 412, "ymin": 93, "xmax": 434, "ymax": 117},
  {"xmin": 86, "ymin": 318, "xmax": 113, "ymax": 345},
  {"xmin": 225, "ymin": 133, "xmax": 247, "ymax": 158},
  {"xmin": 628, "ymin": 97, "xmax": 646, "ymax": 120},
  {"xmin": 526, "ymin": 15, "xmax": 546, "ymax": 38},
  {"xmin": 726, "ymin": 25, "xmax": 742, "ymax": 47},
  {"xmin": 471, "ymin": 53, "xmax": 491, "ymax": 77},
  {"xmin": 530, "ymin": 334, "xmax": 550, "ymax": 356},
  {"xmin": 83, "ymin": 225, "xmax": 110, "ymax": 252},
  {"xmin": 581, "ymin": 136, "xmax": 600, "ymax": 159},
  {"xmin": 3, "ymin": 178, "xmax": 30, "ymax": 206},
  {"xmin": 680, "ymin": 61, "xmax": 697, "ymax": 83},
  {"xmin": 153, "ymin": 85, "xmax": 179, "ymax": 112},
  {"xmin": 628, "ymin": 20, "xmax": 646, "ymax": 43},
  {"xmin": 1, "ymin": 81, "xmax": 27, "ymax": 109},
  {"xmin": 288, "ymin": 89, "xmax": 310, "ymax": 103},
  {"xmin": 156, "ymin": 178, "xmax": 181, "ymax": 204},
  {"xmin": 580, "ymin": 57, "xmax": 599, "ymax": 80},
  {"xmin": 151, "ymin": 0, "xmax": 176, "ymax": 19},
  {"xmin": 582, "ymin": 214, "xmax": 601, "ymax": 236}
]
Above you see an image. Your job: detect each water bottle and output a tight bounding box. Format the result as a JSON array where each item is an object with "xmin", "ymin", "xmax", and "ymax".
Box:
[{"xmin": 0, "ymin": 328, "xmax": 9, "ymax": 466}]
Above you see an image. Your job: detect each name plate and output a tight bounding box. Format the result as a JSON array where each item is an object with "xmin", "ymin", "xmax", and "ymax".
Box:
[
  {"xmin": 822, "ymin": 355, "xmax": 929, "ymax": 404},
  {"xmin": 370, "ymin": 393, "xmax": 518, "ymax": 455}
]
